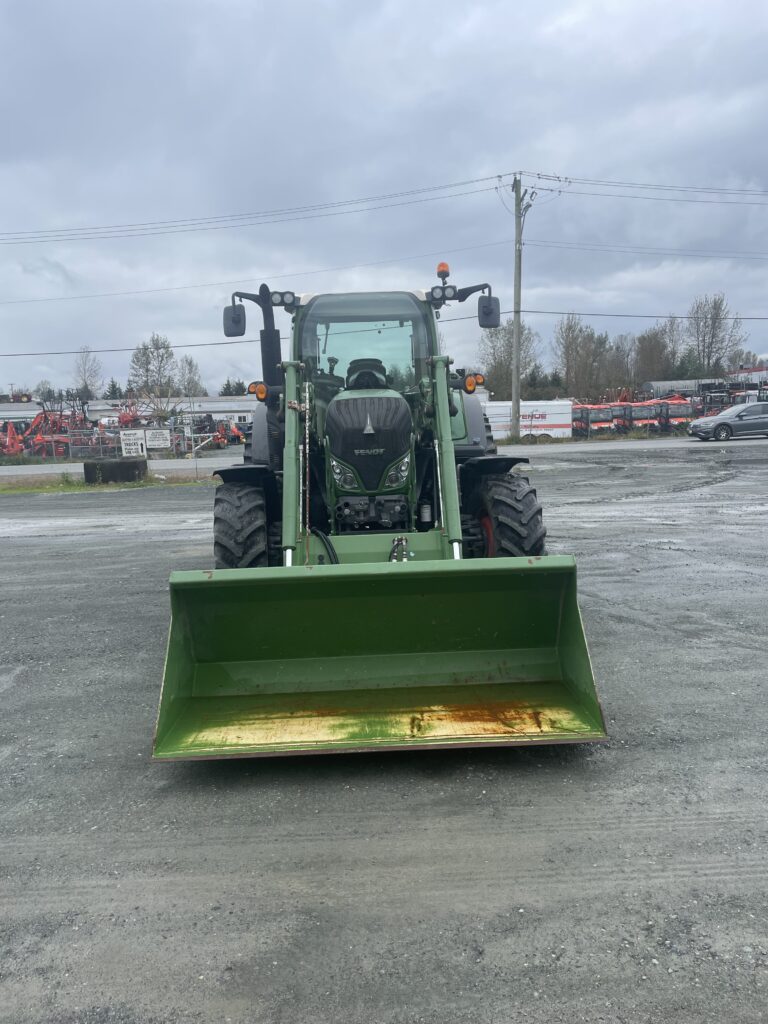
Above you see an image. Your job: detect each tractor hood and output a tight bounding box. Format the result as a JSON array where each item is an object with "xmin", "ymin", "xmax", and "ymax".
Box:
[{"xmin": 325, "ymin": 389, "xmax": 413, "ymax": 492}]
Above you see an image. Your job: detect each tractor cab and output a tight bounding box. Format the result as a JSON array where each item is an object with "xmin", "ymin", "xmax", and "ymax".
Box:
[{"xmin": 297, "ymin": 290, "xmax": 433, "ymax": 393}]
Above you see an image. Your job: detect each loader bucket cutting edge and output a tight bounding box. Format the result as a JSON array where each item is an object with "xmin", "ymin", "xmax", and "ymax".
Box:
[{"xmin": 152, "ymin": 557, "xmax": 606, "ymax": 760}]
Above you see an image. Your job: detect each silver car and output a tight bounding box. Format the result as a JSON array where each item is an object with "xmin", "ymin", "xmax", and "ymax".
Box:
[{"xmin": 688, "ymin": 402, "xmax": 768, "ymax": 441}]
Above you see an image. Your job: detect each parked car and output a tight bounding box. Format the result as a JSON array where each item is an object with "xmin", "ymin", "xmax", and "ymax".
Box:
[{"xmin": 688, "ymin": 402, "xmax": 768, "ymax": 441}]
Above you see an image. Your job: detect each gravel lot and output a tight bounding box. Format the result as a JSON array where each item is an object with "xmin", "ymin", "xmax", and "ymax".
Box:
[{"xmin": 1, "ymin": 441, "xmax": 767, "ymax": 1023}]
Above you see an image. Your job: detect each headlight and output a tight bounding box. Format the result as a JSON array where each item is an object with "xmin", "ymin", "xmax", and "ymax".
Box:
[
  {"xmin": 384, "ymin": 453, "xmax": 410, "ymax": 488},
  {"xmin": 331, "ymin": 458, "xmax": 360, "ymax": 491}
]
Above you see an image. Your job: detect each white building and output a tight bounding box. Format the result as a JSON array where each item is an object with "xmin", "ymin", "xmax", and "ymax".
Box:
[
  {"xmin": 85, "ymin": 396, "xmax": 259, "ymax": 426},
  {"xmin": 0, "ymin": 400, "xmax": 43, "ymax": 423}
]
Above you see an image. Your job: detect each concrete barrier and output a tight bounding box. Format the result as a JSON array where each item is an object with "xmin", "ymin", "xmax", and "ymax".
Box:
[{"xmin": 83, "ymin": 458, "xmax": 148, "ymax": 484}]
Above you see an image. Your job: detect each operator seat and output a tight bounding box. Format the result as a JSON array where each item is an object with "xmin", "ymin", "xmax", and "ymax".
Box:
[{"xmin": 346, "ymin": 358, "xmax": 388, "ymax": 390}]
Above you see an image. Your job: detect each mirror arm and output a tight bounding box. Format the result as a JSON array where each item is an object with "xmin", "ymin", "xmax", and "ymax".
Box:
[
  {"xmin": 455, "ymin": 283, "xmax": 491, "ymax": 304},
  {"xmin": 231, "ymin": 283, "xmax": 277, "ymax": 332},
  {"xmin": 231, "ymin": 290, "xmax": 261, "ymax": 305}
]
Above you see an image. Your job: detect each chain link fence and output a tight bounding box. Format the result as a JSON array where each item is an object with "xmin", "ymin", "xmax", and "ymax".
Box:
[{"xmin": 13, "ymin": 430, "xmax": 245, "ymax": 461}]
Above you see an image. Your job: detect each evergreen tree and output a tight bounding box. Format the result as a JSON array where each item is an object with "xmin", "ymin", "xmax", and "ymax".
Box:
[{"xmin": 103, "ymin": 377, "xmax": 124, "ymax": 400}]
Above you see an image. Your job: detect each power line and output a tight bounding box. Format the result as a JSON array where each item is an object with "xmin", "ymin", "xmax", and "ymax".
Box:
[
  {"xmin": 0, "ymin": 338, "xmax": 266, "ymax": 358},
  {"xmin": 5, "ymin": 166, "xmax": 765, "ymax": 241},
  {"xmin": 522, "ymin": 171, "xmax": 768, "ymax": 197},
  {"xmin": 519, "ymin": 308, "xmax": 766, "ymax": 320},
  {"xmin": 4, "ymin": 306, "xmax": 765, "ymax": 359},
  {"xmin": 526, "ymin": 238, "xmax": 768, "ymax": 262},
  {"xmin": 6, "ymin": 166, "xmax": 764, "ymax": 242},
  {"xmin": 525, "ymin": 184, "xmax": 768, "ymax": 208},
  {"xmin": 0, "ymin": 182, "xmax": 509, "ymax": 246},
  {"xmin": 5, "ymin": 232, "xmax": 766, "ymax": 308},
  {"xmin": 5, "ymin": 166, "xmax": 767, "ymax": 248},
  {"xmin": 0, "ymin": 238, "xmax": 516, "ymax": 306},
  {"xmin": 0, "ymin": 171, "xmax": 515, "ymax": 238}
]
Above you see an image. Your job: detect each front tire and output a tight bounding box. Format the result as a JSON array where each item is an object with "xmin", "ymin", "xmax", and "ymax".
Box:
[
  {"xmin": 714, "ymin": 424, "xmax": 733, "ymax": 441},
  {"xmin": 214, "ymin": 482, "xmax": 272, "ymax": 568},
  {"xmin": 463, "ymin": 473, "xmax": 547, "ymax": 558}
]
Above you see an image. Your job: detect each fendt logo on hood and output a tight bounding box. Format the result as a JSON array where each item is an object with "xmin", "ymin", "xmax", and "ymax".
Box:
[{"xmin": 354, "ymin": 448, "xmax": 385, "ymax": 456}]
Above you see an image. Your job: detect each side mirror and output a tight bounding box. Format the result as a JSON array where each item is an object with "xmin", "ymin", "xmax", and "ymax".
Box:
[
  {"xmin": 478, "ymin": 295, "xmax": 500, "ymax": 329},
  {"xmin": 223, "ymin": 304, "xmax": 246, "ymax": 337}
]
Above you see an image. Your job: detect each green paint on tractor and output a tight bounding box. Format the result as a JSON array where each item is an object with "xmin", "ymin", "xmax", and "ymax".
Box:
[{"xmin": 153, "ymin": 273, "xmax": 607, "ymax": 760}]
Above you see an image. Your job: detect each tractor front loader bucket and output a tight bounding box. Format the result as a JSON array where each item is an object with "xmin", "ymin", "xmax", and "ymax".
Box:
[{"xmin": 152, "ymin": 556, "xmax": 606, "ymax": 760}]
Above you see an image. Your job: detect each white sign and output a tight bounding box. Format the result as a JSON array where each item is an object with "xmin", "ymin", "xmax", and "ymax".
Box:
[
  {"xmin": 145, "ymin": 429, "xmax": 172, "ymax": 449},
  {"xmin": 120, "ymin": 429, "xmax": 146, "ymax": 457}
]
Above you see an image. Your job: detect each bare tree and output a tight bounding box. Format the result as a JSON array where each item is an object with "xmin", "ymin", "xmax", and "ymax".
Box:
[
  {"xmin": 34, "ymin": 379, "xmax": 57, "ymax": 402},
  {"xmin": 128, "ymin": 333, "xmax": 177, "ymax": 419},
  {"xmin": 606, "ymin": 333, "xmax": 636, "ymax": 389},
  {"xmin": 477, "ymin": 318, "xmax": 539, "ymax": 399},
  {"xmin": 685, "ymin": 294, "xmax": 746, "ymax": 374},
  {"xmin": 634, "ymin": 325, "xmax": 672, "ymax": 383},
  {"xmin": 552, "ymin": 315, "xmax": 612, "ymax": 400},
  {"xmin": 728, "ymin": 346, "xmax": 761, "ymax": 371},
  {"xmin": 660, "ymin": 316, "xmax": 685, "ymax": 368},
  {"xmin": 72, "ymin": 346, "xmax": 103, "ymax": 400},
  {"xmin": 176, "ymin": 355, "xmax": 207, "ymax": 397},
  {"xmin": 552, "ymin": 314, "xmax": 585, "ymax": 395}
]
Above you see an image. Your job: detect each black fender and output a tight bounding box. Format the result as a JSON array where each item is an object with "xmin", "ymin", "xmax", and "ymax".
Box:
[
  {"xmin": 248, "ymin": 403, "xmax": 271, "ymax": 464},
  {"xmin": 213, "ymin": 463, "xmax": 282, "ymax": 521},
  {"xmin": 458, "ymin": 455, "xmax": 529, "ymax": 504},
  {"xmin": 453, "ymin": 392, "xmax": 497, "ymax": 460}
]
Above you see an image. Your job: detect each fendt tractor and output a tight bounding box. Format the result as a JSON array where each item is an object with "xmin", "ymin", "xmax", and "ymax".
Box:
[{"xmin": 153, "ymin": 265, "xmax": 606, "ymax": 759}]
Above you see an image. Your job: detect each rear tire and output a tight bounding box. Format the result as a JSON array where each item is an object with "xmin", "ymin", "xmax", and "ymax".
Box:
[
  {"xmin": 214, "ymin": 482, "xmax": 272, "ymax": 569},
  {"xmin": 714, "ymin": 424, "xmax": 733, "ymax": 441},
  {"xmin": 463, "ymin": 473, "xmax": 547, "ymax": 558}
]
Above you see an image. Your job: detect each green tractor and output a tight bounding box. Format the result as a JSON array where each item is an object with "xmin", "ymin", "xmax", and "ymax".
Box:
[{"xmin": 153, "ymin": 266, "xmax": 606, "ymax": 759}]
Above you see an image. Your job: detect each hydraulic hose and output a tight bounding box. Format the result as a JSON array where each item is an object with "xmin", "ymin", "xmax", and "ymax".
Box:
[{"xmin": 309, "ymin": 527, "xmax": 340, "ymax": 564}]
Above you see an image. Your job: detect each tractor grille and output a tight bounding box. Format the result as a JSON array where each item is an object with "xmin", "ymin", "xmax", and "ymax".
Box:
[{"xmin": 326, "ymin": 394, "xmax": 412, "ymax": 491}]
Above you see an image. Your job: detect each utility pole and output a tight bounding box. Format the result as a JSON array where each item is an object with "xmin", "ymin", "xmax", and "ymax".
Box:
[{"xmin": 510, "ymin": 176, "xmax": 534, "ymax": 440}]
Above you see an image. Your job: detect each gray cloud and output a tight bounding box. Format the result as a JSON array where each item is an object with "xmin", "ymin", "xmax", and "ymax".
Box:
[{"xmin": 2, "ymin": 0, "xmax": 768, "ymax": 392}]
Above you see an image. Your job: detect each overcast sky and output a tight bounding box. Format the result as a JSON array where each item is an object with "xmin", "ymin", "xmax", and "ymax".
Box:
[{"xmin": 1, "ymin": 0, "xmax": 767, "ymax": 394}]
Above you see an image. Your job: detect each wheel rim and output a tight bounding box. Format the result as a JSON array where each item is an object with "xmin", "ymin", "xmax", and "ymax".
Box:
[
  {"xmin": 715, "ymin": 425, "xmax": 731, "ymax": 440},
  {"xmin": 480, "ymin": 514, "xmax": 496, "ymax": 556}
]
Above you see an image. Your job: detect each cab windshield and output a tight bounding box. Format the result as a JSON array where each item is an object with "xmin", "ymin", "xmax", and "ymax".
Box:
[{"xmin": 298, "ymin": 291, "xmax": 432, "ymax": 391}]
